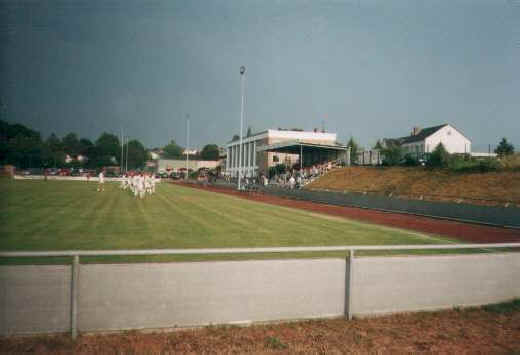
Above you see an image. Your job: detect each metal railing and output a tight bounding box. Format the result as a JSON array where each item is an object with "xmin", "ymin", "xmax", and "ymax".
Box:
[{"xmin": 2, "ymin": 242, "xmax": 520, "ymax": 339}]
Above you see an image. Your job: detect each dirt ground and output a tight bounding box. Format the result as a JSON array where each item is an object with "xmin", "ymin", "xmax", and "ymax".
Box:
[
  {"xmin": 2, "ymin": 305, "xmax": 519, "ymax": 354},
  {"xmin": 307, "ymin": 167, "xmax": 520, "ymax": 207},
  {"xmin": 182, "ymin": 183, "xmax": 520, "ymax": 243}
]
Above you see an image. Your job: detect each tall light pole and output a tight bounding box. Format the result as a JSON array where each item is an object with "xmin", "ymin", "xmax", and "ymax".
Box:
[
  {"xmin": 125, "ymin": 136, "xmax": 129, "ymax": 172},
  {"xmin": 238, "ymin": 65, "xmax": 246, "ymax": 190},
  {"xmin": 120, "ymin": 128, "xmax": 124, "ymax": 174},
  {"xmin": 185, "ymin": 114, "xmax": 190, "ymax": 180}
]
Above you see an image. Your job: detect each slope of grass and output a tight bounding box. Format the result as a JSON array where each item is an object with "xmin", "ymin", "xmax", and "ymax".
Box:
[
  {"xmin": 307, "ymin": 166, "xmax": 520, "ymax": 205},
  {"xmin": 0, "ymin": 179, "xmax": 465, "ymax": 263}
]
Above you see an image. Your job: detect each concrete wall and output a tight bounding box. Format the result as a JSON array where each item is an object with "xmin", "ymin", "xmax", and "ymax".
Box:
[
  {"xmin": 0, "ymin": 259, "xmax": 346, "ymax": 335},
  {"xmin": 352, "ymin": 253, "xmax": 520, "ymax": 316},
  {"xmin": 12, "ymin": 175, "xmax": 161, "ymax": 183},
  {"xmin": 78, "ymin": 259, "xmax": 346, "ymax": 331},
  {"xmin": 1, "ymin": 254, "xmax": 518, "ymax": 336},
  {"xmin": 157, "ymin": 159, "xmax": 219, "ymax": 172},
  {"xmin": 0, "ymin": 265, "xmax": 71, "ymax": 335}
]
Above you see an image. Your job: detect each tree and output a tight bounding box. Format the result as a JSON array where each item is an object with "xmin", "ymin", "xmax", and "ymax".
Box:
[
  {"xmin": 381, "ymin": 141, "xmax": 403, "ymax": 166},
  {"xmin": 373, "ymin": 140, "xmax": 384, "ymax": 150},
  {"xmin": 246, "ymin": 127, "xmax": 253, "ymax": 137},
  {"xmin": 347, "ymin": 137, "xmax": 359, "ymax": 164},
  {"xmin": 95, "ymin": 132, "xmax": 120, "ymax": 165},
  {"xmin": 428, "ymin": 142, "xmax": 451, "ymax": 168},
  {"xmin": 126, "ymin": 139, "xmax": 147, "ymax": 169},
  {"xmin": 494, "ymin": 137, "xmax": 514, "ymax": 157},
  {"xmin": 78, "ymin": 138, "xmax": 93, "ymax": 156},
  {"xmin": 163, "ymin": 140, "xmax": 184, "ymax": 159},
  {"xmin": 46, "ymin": 133, "xmax": 62, "ymax": 153},
  {"xmin": 200, "ymin": 144, "xmax": 219, "ymax": 161},
  {"xmin": 1, "ymin": 121, "xmax": 44, "ymax": 168},
  {"xmin": 232, "ymin": 134, "xmax": 240, "ymax": 141},
  {"xmin": 62, "ymin": 133, "xmax": 80, "ymax": 156}
]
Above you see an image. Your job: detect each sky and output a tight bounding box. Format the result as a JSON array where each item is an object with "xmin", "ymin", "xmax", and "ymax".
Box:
[{"xmin": 1, "ymin": 0, "xmax": 519, "ymax": 152}]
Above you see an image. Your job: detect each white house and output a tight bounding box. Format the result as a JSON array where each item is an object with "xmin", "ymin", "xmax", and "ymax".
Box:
[{"xmin": 385, "ymin": 124, "xmax": 471, "ymax": 156}]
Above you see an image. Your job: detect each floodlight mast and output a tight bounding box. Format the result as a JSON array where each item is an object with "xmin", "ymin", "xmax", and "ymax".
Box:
[
  {"xmin": 238, "ymin": 66, "xmax": 246, "ymax": 190},
  {"xmin": 186, "ymin": 114, "xmax": 190, "ymax": 180}
]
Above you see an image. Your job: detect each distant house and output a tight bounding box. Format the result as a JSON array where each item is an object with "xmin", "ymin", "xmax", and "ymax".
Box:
[
  {"xmin": 149, "ymin": 151, "xmax": 161, "ymax": 160},
  {"xmin": 65, "ymin": 154, "xmax": 88, "ymax": 164},
  {"xmin": 384, "ymin": 124, "xmax": 471, "ymax": 156}
]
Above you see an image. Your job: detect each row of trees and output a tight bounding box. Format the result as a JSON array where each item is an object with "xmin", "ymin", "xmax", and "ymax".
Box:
[
  {"xmin": 1, "ymin": 120, "xmax": 222, "ymax": 171},
  {"xmin": 162, "ymin": 140, "xmax": 220, "ymax": 161},
  {"xmin": 0, "ymin": 120, "xmax": 147, "ymax": 170}
]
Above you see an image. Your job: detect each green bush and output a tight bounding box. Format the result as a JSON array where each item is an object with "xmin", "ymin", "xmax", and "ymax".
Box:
[
  {"xmin": 428, "ymin": 143, "xmax": 450, "ymax": 168},
  {"xmin": 403, "ymin": 153, "xmax": 419, "ymax": 166},
  {"xmin": 449, "ymin": 158, "xmax": 500, "ymax": 173},
  {"xmin": 381, "ymin": 143, "xmax": 403, "ymax": 166}
]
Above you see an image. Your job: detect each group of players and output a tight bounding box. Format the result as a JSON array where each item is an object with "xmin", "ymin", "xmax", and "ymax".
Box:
[{"xmin": 120, "ymin": 172, "xmax": 157, "ymax": 199}]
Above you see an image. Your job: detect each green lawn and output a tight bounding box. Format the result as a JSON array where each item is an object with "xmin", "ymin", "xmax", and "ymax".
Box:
[{"xmin": 0, "ymin": 179, "xmax": 469, "ymax": 264}]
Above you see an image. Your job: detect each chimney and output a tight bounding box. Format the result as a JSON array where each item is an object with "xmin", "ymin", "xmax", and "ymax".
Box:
[{"xmin": 411, "ymin": 127, "xmax": 422, "ymax": 136}]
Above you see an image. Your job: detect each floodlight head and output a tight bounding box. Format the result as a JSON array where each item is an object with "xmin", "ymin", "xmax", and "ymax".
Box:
[{"xmin": 240, "ymin": 66, "xmax": 246, "ymax": 75}]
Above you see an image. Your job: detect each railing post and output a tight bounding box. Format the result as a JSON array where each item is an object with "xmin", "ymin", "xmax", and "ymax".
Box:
[
  {"xmin": 347, "ymin": 249, "xmax": 354, "ymax": 320},
  {"xmin": 71, "ymin": 255, "xmax": 79, "ymax": 340}
]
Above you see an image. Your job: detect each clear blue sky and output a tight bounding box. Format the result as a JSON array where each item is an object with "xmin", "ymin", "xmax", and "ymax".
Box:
[{"xmin": 1, "ymin": 0, "xmax": 519, "ymax": 152}]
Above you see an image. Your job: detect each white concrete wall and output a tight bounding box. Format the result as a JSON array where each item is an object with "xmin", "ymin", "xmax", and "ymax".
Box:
[
  {"xmin": 352, "ymin": 253, "xmax": 520, "ymax": 316},
  {"xmin": 157, "ymin": 159, "xmax": 219, "ymax": 172},
  {"xmin": 1, "ymin": 253, "xmax": 519, "ymax": 336},
  {"xmin": 13, "ymin": 175, "xmax": 161, "ymax": 183},
  {"xmin": 425, "ymin": 125, "xmax": 471, "ymax": 154},
  {"xmin": 78, "ymin": 259, "xmax": 346, "ymax": 331},
  {"xmin": 0, "ymin": 266, "xmax": 71, "ymax": 335}
]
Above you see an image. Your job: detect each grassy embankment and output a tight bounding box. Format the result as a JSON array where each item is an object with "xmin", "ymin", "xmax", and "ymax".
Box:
[{"xmin": 307, "ymin": 166, "xmax": 520, "ymax": 206}]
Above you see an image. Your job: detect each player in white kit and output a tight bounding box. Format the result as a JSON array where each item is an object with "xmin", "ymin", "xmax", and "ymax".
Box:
[
  {"xmin": 144, "ymin": 173, "xmax": 152, "ymax": 195},
  {"xmin": 138, "ymin": 173, "xmax": 146, "ymax": 199},
  {"xmin": 150, "ymin": 175, "xmax": 155, "ymax": 194},
  {"xmin": 97, "ymin": 169, "xmax": 105, "ymax": 192}
]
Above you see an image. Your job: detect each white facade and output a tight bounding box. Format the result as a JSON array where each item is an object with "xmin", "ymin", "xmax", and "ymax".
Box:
[
  {"xmin": 225, "ymin": 129, "xmax": 337, "ymax": 178},
  {"xmin": 157, "ymin": 159, "xmax": 219, "ymax": 173},
  {"xmin": 401, "ymin": 124, "xmax": 471, "ymax": 155}
]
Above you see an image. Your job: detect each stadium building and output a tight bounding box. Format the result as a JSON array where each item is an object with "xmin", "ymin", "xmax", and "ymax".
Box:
[{"xmin": 225, "ymin": 129, "xmax": 348, "ymax": 177}]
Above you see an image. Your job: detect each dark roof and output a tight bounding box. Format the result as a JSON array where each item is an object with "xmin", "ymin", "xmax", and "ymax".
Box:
[
  {"xmin": 257, "ymin": 140, "xmax": 347, "ymax": 154},
  {"xmin": 387, "ymin": 124, "xmax": 448, "ymax": 145}
]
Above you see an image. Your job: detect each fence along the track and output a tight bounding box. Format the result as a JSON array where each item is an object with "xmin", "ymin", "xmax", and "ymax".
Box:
[{"xmin": 1, "ymin": 243, "xmax": 519, "ymax": 338}]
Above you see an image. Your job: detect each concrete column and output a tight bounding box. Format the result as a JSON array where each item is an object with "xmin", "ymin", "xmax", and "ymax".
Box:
[
  {"xmin": 231, "ymin": 146, "xmax": 234, "ymax": 176},
  {"xmin": 71, "ymin": 255, "xmax": 79, "ymax": 339},
  {"xmin": 233, "ymin": 145, "xmax": 237, "ymax": 175},
  {"xmin": 246, "ymin": 142, "xmax": 250, "ymax": 170},
  {"xmin": 227, "ymin": 147, "xmax": 230, "ymax": 171}
]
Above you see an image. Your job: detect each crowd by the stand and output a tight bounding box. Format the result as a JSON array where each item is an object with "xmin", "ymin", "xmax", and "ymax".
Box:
[
  {"xmin": 261, "ymin": 161, "xmax": 339, "ymax": 189},
  {"xmin": 119, "ymin": 172, "xmax": 157, "ymax": 199},
  {"xmin": 229, "ymin": 161, "xmax": 341, "ymax": 191}
]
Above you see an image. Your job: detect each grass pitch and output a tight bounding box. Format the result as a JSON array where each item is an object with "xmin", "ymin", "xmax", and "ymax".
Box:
[{"xmin": 0, "ymin": 179, "xmax": 463, "ymax": 264}]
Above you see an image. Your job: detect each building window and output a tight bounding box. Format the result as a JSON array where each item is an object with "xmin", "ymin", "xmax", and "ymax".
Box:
[{"xmin": 273, "ymin": 155, "xmax": 279, "ymax": 163}]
